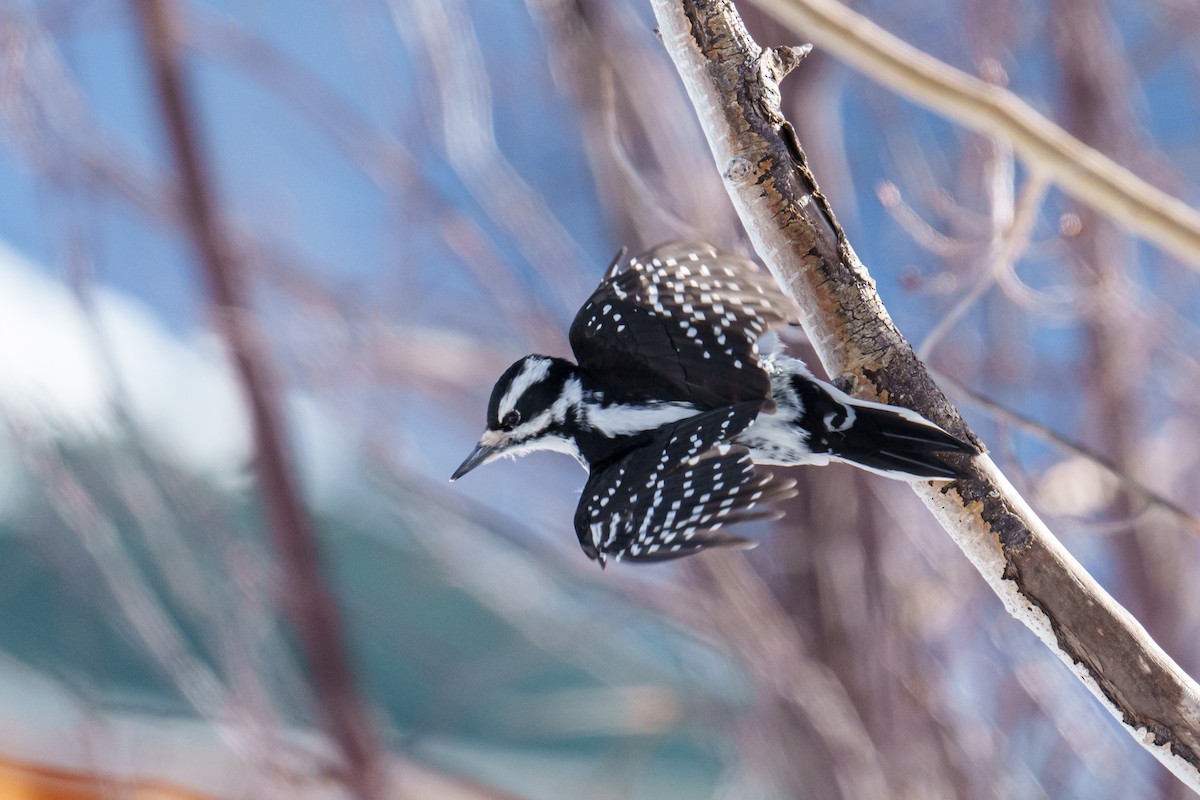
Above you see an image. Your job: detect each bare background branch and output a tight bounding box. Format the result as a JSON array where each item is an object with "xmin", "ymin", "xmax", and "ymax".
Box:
[{"xmin": 130, "ymin": 0, "xmax": 383, "ymax": 796}]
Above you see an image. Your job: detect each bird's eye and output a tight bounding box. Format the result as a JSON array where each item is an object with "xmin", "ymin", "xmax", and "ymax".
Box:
[{"xmin": 500, "ymin": 410, "xmax": 521, "ymax": 431}]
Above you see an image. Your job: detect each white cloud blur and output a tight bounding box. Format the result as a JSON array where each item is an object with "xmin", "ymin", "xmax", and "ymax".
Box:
[
  {"xmin": 0, "ymin": 240, "xmax": 376, "ymax": 522},
  {"xmin": 0, "ymin": 240, "xmax": 250, "ymax": 487}
]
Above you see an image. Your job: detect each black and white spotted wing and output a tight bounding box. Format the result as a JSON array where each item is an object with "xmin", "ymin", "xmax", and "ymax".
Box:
[
  {"xmin": 574, "ymin": 403, "xmax": 798, "ymax": 563},
  {"xmin": 568, "ymin": 242, "xmax": 797, "ymax": 408}
]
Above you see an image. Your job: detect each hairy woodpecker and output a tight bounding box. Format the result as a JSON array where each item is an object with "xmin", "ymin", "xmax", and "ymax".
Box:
[{"xmin": 452, "ymin": 242, "xmax": 976, "ymax": 566}]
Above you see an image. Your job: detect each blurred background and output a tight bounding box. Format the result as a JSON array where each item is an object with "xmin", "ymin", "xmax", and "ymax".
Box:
[{"xmin": 1, "ymin": 0, "xmax": 1199, "ymax": 797}]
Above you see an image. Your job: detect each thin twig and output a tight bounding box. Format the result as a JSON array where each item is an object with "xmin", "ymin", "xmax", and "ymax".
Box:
[
  {"xmin": 933, "ymin": 369, "xmax": 1200, "ymax": 539},
  {"xmin": 683, "ymin": 554, "xmax": 891, "ymax": 799},
  {"xmin": 387, "ymin": 0, "xmax": 589, "ymax": 314},
  {"xmin": 918, "ymin": 170, "xmax": 1049, "ymax": 360}
]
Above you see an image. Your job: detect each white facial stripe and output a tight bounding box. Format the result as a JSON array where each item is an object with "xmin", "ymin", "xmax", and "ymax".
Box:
[
  {"xmin": 499, "ymin": 377, "xmax": 580, "ymax": 443},
  {"xmin": 478, "ymin": 376, "xmax": 588, "ymax": 469},
  {"xmin": 474, "ymin": 431, "xmax": 584, "ymax": 470},
  {"xmin": 498, "ymin": 357, "xmax": 553, "ymax": 420},
  {"xmin": 554, "ymin": 377, "xmax": 582, "ymax": 421},
  {"xmin": 507, "ymin": 407, "xmax": 555, "ymax": 441},
  {"xmin": 587, "ymin": 403, "xmax": 697, "ymax": 437},
  {"xmin": 528, "ymin": 435, "xmax": 585, "ymax": 468}
]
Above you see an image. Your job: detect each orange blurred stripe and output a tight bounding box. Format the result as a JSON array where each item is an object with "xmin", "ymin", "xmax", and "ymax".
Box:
[{"xmin": 0, "ymin": 756, "xmax": 214, "ymax": 800}]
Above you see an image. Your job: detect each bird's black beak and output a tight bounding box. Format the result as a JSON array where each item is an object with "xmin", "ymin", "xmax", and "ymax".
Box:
[{"xmin": 450, "ymin": 440, "xmax": 500, "ymax": 481}]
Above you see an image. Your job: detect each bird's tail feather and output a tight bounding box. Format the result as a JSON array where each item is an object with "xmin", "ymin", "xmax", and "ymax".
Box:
[{"xmin": 824, "ymin": 400, "xmax": 976, "ymax": 480}]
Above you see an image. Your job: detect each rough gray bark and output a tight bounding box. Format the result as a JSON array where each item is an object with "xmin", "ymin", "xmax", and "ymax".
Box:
[{"xmin": 650, "ymin": 0, "xmax": 1200, "ymax": 791}]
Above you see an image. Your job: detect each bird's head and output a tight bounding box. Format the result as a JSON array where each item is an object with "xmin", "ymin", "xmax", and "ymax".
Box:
[{"xmin": 451, "ymin": 355, "xmax": 583, "ymax": 480}]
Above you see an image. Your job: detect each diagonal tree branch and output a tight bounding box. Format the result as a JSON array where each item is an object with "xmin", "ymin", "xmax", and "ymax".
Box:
[
  {"xmin": 649, "ymin": 0, "xmax": 1200, "ymax": 791},
  {"xmin": 131, "ymin": 1, "xmax": 381, "ymax": 796}
]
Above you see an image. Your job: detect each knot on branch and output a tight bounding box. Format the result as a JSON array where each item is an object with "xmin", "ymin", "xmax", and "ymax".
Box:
[{"xmin": 724, "ymin": 156, "xmax": 754, "ymax": 183}]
